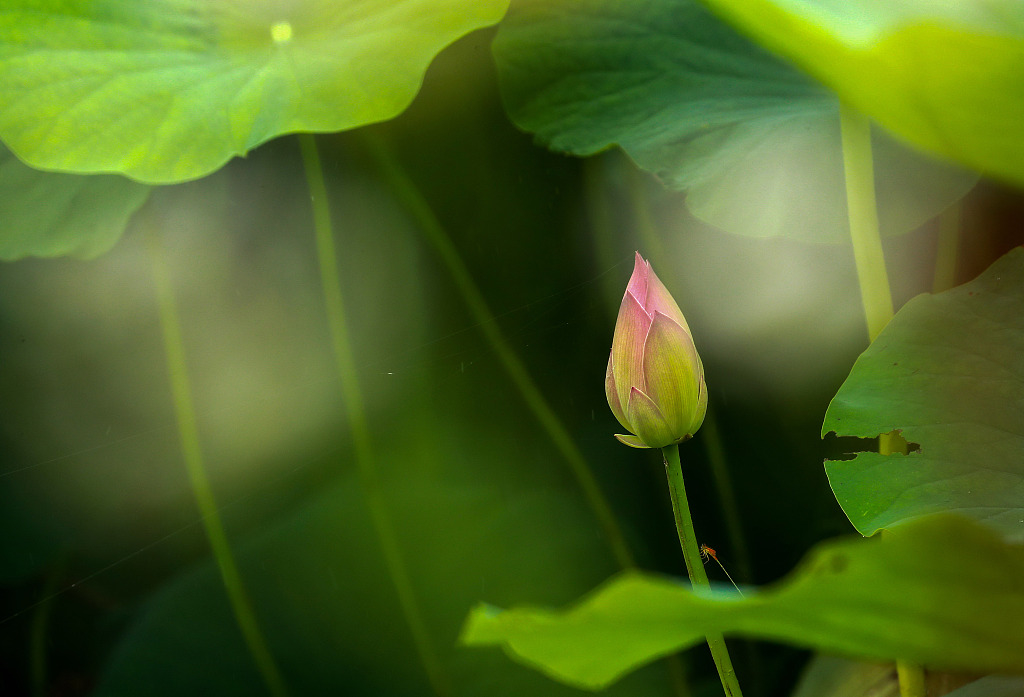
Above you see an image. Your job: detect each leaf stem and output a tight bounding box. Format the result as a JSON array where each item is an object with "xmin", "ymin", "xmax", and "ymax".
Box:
[
  {"xmin": 361, "ymin": 134, "xmax": 637, "ymax": 571},
  {"xmin": 30, "ymin": 562, "xmax": 63, "ymax": 697},
  {"xmin": 839, "ymin": 104, "xmax": 921, "ymax": 697},
  {"xmin": 147, "ymin": 223, "xmax": 290, "ymax": 697},
  {"xmin": 897, "ymin": 661, "xmax": 927, "ymax": 697},
  {"xmin": 297, "ymin": 134, "xmax": 451, "ymax": 697},
  {"xmin": 839, "ymin": 103, "xmax": 894, "ymax": 343},
  {"xmin": 663, "ymin": 444, "xmax": 744, "ymax": 697}
]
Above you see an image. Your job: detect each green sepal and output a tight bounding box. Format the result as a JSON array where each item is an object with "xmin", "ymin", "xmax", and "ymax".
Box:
[{"xmin": 613, "ymin": 434, "xmax": 651, "ymax": 449}]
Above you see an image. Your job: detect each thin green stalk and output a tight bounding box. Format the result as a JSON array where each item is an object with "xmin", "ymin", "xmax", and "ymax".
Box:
[
  {"xmin": 297, "ymin": 134, "xmax": 451, "ymax": 697},
  {"xmin": 584, "ymin": 152, "xmax": 693, "ymax": 697},
  {"xmin": 896, "ymin": 650, "xmax": 927, "ymax": 696},
  {"xmin": 933, "ymin": 202, "xmax": 961, "ymax": 293},
  {"xmin": 840, "ymin": 103, "xmax": 894, "ymax": 343},
  {"xmin": 621, "ymin": 160, "xmax": 755, "ymax": 689},
  {"xmin": 366, "ymin": 135, "xmax": 692, "ymax": 697},
  {"xmin": 147, "ymin": 225, "xmax": 290, "ymax": 697},
  {"xmin": 30, "ymin": 563, "xmax": 63, "ymax": 697},
  {"xmin": 614, "ymin": 156, "xmax": 751, "ymax": 585},
  {"xmin": 362, "ymin": 134, "xmax": 637, "ymax": 572},
  {"xmin": 699, "ymin": 409, "xmax": 764, "ymax": 697},
  {"xmin": 839, "ymin": 105, "xmax": 921, "ymax": 697},
  {"xmin": 29, "ymin": 597, "xmax": 50, "ymax": 697},
  {"xmin": 663, "ymin": 444, "xmax": 743, "ymax": 697}
]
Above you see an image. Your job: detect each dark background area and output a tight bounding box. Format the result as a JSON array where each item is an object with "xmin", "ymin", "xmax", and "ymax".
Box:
[{"xmin": 1, "ymin": 27, "xmax": 1022, "ymax": 697}]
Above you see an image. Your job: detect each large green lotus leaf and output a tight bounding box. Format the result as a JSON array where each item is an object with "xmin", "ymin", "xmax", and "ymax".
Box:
[
  {"xmin": 94, "ymin": 444, "xmax": 672, "ymax": 695},
  {"xmin": 0, "ymin": 0, "xmax": 509, "ymax": 184},
  {"xmin": 823, "ymin": 247, "xmax": 1024, "ymax": 541},
  {"xmin": 492, "ymin": 0, "xmax": 976, "ymax": 243},
  {"xmin": 462, "ymin": 515, "xmax": 1024, "ymax": 690},
  {"xmin": 0, "ymin": 145, "xmax": 149, "ymax": 259},
  {"xmin": 697, "ymin": 0, "xmax": 1024, "ymax": 188}
]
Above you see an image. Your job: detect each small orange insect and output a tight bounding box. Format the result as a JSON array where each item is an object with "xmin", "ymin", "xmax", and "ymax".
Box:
[{"xmin": 700, "ymin": 544, "xmax": 743, "ymax": 596}]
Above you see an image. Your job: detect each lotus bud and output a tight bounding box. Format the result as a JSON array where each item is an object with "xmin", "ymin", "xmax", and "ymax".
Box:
[{"xmin": 605, "ymin": 253, "xmax": 707, "ymax": 449}]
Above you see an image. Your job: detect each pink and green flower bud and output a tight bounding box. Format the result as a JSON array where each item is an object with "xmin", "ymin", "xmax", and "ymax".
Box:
[{"xmin": 605, "ymin": 253, "xmax": 707, "ymax": 449}]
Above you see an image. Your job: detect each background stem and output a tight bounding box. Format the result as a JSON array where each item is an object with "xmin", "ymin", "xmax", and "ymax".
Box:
[
  {"xmin": 839, "ymin": 104, "xmax": 922, "ymax": 697},
  {"xmin": 297, "ymin": 134, "xmax": 451, "ymax": 697},
  {"xmin": 29, "ymin": 563, "xmax": 62, "ymax": 697},
  {"xmin": 361, "ymin": 134, "xmax": 637, "ymax": 571},
  {"xmin": 147, "ymin": 223, "xmax": 290, "ymax": 697},
  {"xmin": 663, "ymin": 444, "xmax": 744, "ymax": 697}
]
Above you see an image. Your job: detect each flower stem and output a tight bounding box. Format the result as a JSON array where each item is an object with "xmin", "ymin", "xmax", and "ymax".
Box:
[
  {"xmin": 297, "ymin": 134, "xmax": 451, "ymax": 697},
  {"xmin": 361, "ymin": 134, "xmax": 637, "ymax": 571},
  {"xmin": 839, "ymin": 104, "xmax": 922, "ymax": 697},
  {"xmin": 613, "ymin": 159, "xmax": 753, "ymax": 583},
  {"xmin": 147, "ymin": 222, "xmax": 290, "ymax": 697},
  {"xmin": 583, "ymin": 154, "xmax": 694, "ymax": 697},
  {"xmin": 662, "ymin": 444, "xmax": 743, "ymax": 697}
]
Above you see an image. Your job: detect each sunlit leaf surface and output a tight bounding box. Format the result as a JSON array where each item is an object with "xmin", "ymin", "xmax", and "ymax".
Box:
[
  {"xmin": 824, "ymin": 248, "xmax": 1024, "ymax": 541},
  {"xmin": 698, "ymin": 0, "xmax": 1024, "ymax": 187},
  {"xmin": 0, "ymin": 0, "xmax": 509, "ymax": 183},
  {"xmin": 462, "ymin": 515, "xmax": 1024, "ymax": 690},
  {"xmin": 0, "ymin": 145, "xmax": 149, "ymax": 259},
  {"xmin": 492, "ymin": 0, "xmax": 976, "ymax": 242}
]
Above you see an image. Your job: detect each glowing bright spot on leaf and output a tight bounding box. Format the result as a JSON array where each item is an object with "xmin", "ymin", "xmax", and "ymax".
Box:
[
  {"xmin": 0, "ymin": 0, "xmax": 511, "ymax": 182},
  {"xmin": 271, "ymin": 21, "xmax": 293, "ymax": 44}
]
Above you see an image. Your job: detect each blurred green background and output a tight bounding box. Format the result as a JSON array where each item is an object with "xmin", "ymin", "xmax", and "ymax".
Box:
[{"xmin": 1, "ymin": 26, "xmax": 1022, "ymax": 697}]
